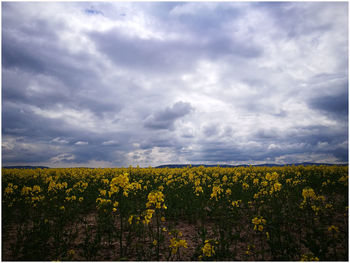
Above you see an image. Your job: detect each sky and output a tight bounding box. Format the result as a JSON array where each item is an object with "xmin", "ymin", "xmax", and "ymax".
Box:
[{"xmin": 2, "ymin": 1, "xmax": 348, "ymax": 167}]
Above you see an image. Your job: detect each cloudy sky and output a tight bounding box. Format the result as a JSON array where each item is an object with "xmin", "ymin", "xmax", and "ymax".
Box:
[{"xmin": 2, "ymin": 1, "xmax": 348, "ymax": 167}]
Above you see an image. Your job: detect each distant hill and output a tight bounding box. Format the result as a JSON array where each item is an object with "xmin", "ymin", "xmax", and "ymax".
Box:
[
  {"xmin": 2, "ymin": 163, "xmax": 347, "ymax": 170},
  {"xmin": 155, "ymin": 162, "xmax": 348, "ymax": 168},
  {"xmin": 155, "ymin": 164, "xmax": 237, "ymax": 168},
  {"xmin": 3, "ymin": 166, "xmax": 49, "ymax": 169}
]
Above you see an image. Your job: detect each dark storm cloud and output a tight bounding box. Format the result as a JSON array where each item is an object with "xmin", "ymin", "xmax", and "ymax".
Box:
[
  {"xmin": 144, "ymin": 102, "xmax": 194, "ymax": 130},
  {"xmin": 189, "ymin": 122, "xmax": 348, "ymax": 164},
  {"xmin": 308, "ymin": 91, "xmax": 348, "ymax": 119},
  {"xmin": 139, "ymin": 138, "xmax": 176, "ymax": 150},
  {"xmin": 2, "ymin": 19, "xmax": 123, "ymax": 119},
  {"xmin": 2, "ymin": 102, "xmax": 65, "ymax": 139}
]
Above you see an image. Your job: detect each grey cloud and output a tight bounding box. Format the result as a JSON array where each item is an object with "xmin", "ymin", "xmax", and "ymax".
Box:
[
  {"xmin": 258, "ymin": 2, "xmax": 336, "ymax": 38},
  {"xmin": 255, "ymin": 129, "xmax": 280, "ymax": 140},
  {"xmin": 189, "ymin": 122, "xmax": 348, "ymax": 163},
  {"xmin": 3, "ymin": 40, "xmax": 123, "ymax": 120},
  {"xmin": 203, "ymin": 124, "xmax": 218, "ymax": 137},
  {"xmin": 144, "ymin": 101, "xmax": 194, "ymax": 130},
  {"xmin": 89, "ymin": 29, "xmax": 195, "ymax": 74},
  {"xmin": 89, "ymin": 25, "xmax": 262, "ymax": 75},
  {"xmin": 2, "ymin": 7, "xmax": 123, "ymax": 120},
  {"xmin": 2, "ymin": 2, "xmax": 348, "ymax": 167},
  {"xmin": 2, "ymin": 136, "xmax": 60, "ymax": 164},
  {"xmin": 308, "ymin": 91, "xmax": 348, "ymax": 119},
  {"xmin": 168, "ymin": 3, "xmax": 245, "ymax": 35}
]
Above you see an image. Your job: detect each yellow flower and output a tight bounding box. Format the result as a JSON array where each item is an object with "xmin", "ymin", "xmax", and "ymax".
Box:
[
  {"xmin": 99, "ymin": 189, "xmax": 107, "ymax": 196},
  {"xmin": 273, "ymin": 182, "xmax": 282, "ymax": 192},
  {"xmin": 325, "ymin": 203, "xmax": 333, "ymax": 209},
  {"xmin": 231, "ymin": 200, "xmax": 241, "ymax": 208},
  {"xmin": 328, "ymin": 225, "xmax": 339, "ymax": 233},
  {"xmin": 4, "ymin": 186, "xmax": 14, "ymax": 195},
  {"xmin": 153, "ymin": 240, "xmax": 157, "ymax": 246},
  {"xmin": 21, "ymin": 186, "xmax": 32, "ymax": 195},
  {"xmin": 195, "ymin": 186, "xmax": 204, "ymax": 195},
  {"xmin": 33, "ymin": 185, "xmax": 41, "ymax": 192},
  {"xmin": 261, "ymin": 181, "xmax": 268, "ymax": 187},
  {"xmin": 178, "ymin": 239, "xmax": 188, "ymax": 248},
  {"xmin": 101, "ymin": 178, "xmax": 109, "ymax": 184},
  {"xmin": 202, "ymin": 240, "xmax": 215, "ymax": 257},
  {"xmin": 210, "ymin": 186, "xmax": 223, "ymax": 200},
  {"xmin": 302, "ymin": 188, "xmax": 317, "ymax": 200},
  {"xmin": 301, "ymin": 253, "xmax": 319, "ymax": 261},
  {"xmin": 252, "ymin": 217, "xmax": 260, "ymax": 225},
  {"xmin": 252, "ymin": 216, "xmax": 266, "ymax": 232}
]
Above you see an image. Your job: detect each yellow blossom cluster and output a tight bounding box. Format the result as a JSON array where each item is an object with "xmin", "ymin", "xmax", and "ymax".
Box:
[
  {"xmin": 143, "ymin": 209, "xmax": 155, "ymax": 225},
  {"xmin": 146, "ymin": 190, "xmax": 167, "ymax": 209},
  {"xmin": 169, "ymin": 237, "xmax": 188, "ymax": 255},
  {"xmin": 210, "ymin": 185, "xmax": 223, "ymax": 201},
  {"xmin": 328, "ymin": 225, "xmax": 339, "ymax": 233},
  {"xmin": 231, "ymin": 200, "xmax": 241, "ymax": 208},
  {"xmin": 252, "ymin": 216, "xmax": 267, "ymax": 232},
  {"xmin": 48, "ymin": 180, "xmax": 68, "ymax": 193},
  {"xmin": 301, "ymin": 253, "xmax": 319, "ymax": 261},
  {"xmin": 201, "ymin": 240, "xmax": 217, "ymax": 258},
  {"xmin": 300, "ymin": 187, "xmax": 326, "ymax": 213}
]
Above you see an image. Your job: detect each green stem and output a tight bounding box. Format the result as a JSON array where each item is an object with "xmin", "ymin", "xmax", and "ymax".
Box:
[
  {"xmin": 261, "ymin": 232, "xmax": 265, "ymax": 260},
  {"xmin": 120, "ymin": 214, "xmax": 123, "ymax": 257},
  {"xmin": 156, "ymin": 210, "xmax": 160, "ymax": 261}
]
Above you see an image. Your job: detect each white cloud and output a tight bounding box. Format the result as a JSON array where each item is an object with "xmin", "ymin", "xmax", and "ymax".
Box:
[
  {"xmin": 50, "ymin": 153, "xmax": 76, "ymax": 163},
  {"xmin": 75, "ymin": 141, "xmax": 89, "ymax": 146},
  {"xmin": 102, "ymin": 140, "xmax": 119, "ymax": 145},
  {"xmin": 51, "ymin": 137, "xmax": 69, "ymax": 144}
]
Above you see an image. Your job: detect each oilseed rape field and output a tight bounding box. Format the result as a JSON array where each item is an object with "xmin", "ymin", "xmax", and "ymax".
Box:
[{"xmin": 2, "ymin": 165, "xmax": 348, "ymax": 261}]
